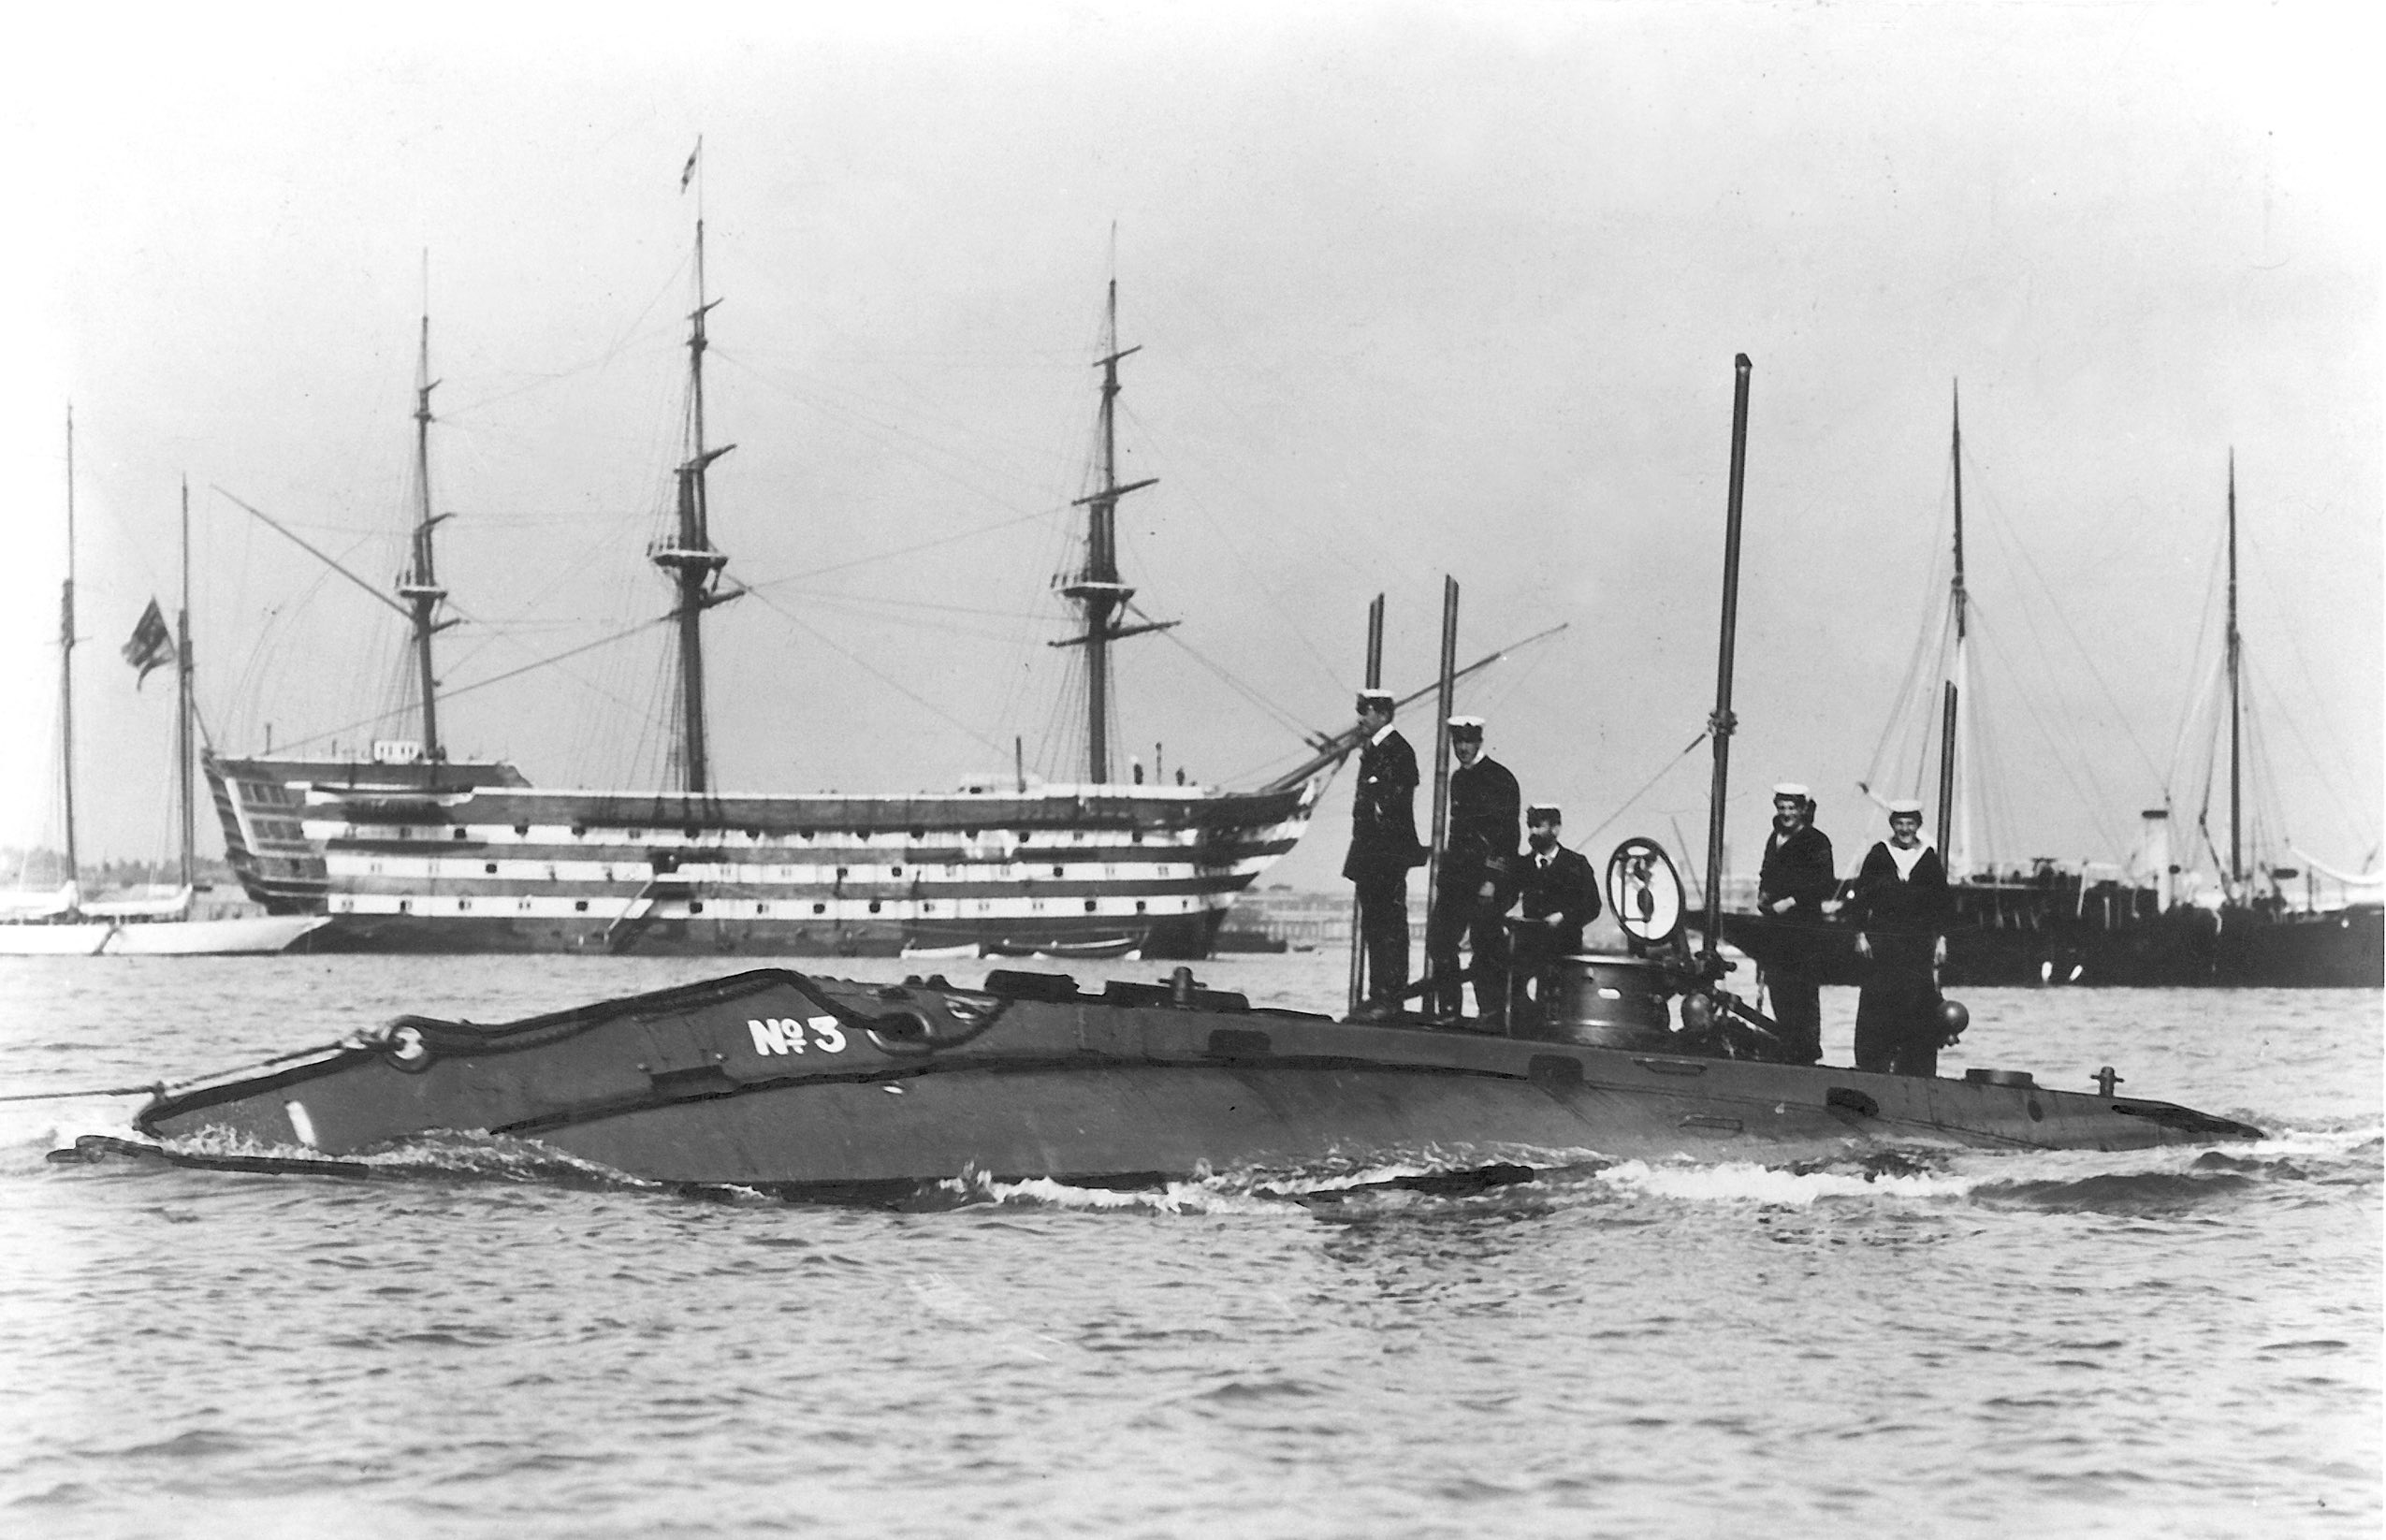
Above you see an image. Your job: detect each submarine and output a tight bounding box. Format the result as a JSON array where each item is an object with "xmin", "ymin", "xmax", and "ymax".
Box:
[
  {"xmin": 109, "ymin": 356, "xmax": 2264, "ymax": 1198},
  {"xmin": 126, "ymin": 893, "xmax": 2260, "ymax": 1199}
]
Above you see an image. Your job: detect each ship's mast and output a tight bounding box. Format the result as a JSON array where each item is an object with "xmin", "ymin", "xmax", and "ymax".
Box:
[
  {"xmin": 2227, "ymin": 449, "xmax": 2242, "ymax": 893},
  {"xmin": 1935, "ymin": 381, "xmax": 1969, "ymax": 874},
  {"xmin": 59, "ymin": 406, "xmax": 79, "ymax": 903},
  {"xmin": 178, "ymin": 478, "xmax": 196, "ymax": 891},
  {"xmin": 1700, "ymin": 355, "xmax": 1753, "ymax": 973},
  {"xmin": 1058, "ymin": 272, "xmax": 1164, "ymax": 783},
  {"xmin": 400, "ymin": 276, "xmax": 450, "ymax": 761},
  {"xmin": 650, "ymin": 204, "xmax": 735, "ymax": 793}
]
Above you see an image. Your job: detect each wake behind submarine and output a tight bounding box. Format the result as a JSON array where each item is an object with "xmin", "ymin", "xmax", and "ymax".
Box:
[{"xmin": 114, "ymin": 356, "xmax": 2262, "ymax": 1196}]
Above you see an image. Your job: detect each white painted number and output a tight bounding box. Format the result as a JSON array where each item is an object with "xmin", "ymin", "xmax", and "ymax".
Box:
[{"xmin": 746, "ymin": 1014, "xmax": 849, "ymax": 1056}]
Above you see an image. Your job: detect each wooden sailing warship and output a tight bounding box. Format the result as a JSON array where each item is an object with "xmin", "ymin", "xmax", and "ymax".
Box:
[{"xmin": 202, "ymin": 220, "xmax": 1337, "ymax": 957}]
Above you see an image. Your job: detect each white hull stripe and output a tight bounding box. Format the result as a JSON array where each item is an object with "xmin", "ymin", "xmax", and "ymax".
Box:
[{"xmin": 328, "ymin": 892, "xmax": 1229, "ymax": 921}]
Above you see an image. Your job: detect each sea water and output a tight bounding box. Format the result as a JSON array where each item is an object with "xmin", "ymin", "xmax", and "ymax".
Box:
[{"xmin": 0, "ymin": 954, "xmax": 2377, "ymax": 1539}]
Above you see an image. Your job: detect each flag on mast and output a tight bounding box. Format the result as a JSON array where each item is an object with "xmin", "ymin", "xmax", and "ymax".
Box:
[
  {"xmin": 123, "ymin": 599, "xmax": 175, "ymax": 687},
  {"xmin": 680, "ymin": 138, "xmax": 701, "ymax": 193}
]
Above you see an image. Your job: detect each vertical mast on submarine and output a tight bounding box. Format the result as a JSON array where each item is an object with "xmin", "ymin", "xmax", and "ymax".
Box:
[
  {"xmin": 1700, "ymin": 355, "xmax": 1753, "ymax": 974},
  {"xmin": 1347, "ymin": 594, "xmax": 1386, "ymax": 1016},
  {"xmin": 650, "ymin": 140, "xmax": 736, "ymax": 794},
  {"xmin": 1424, "ymin": 577, "xmax": 1460, "ymax": 1003},
  {"xmin": 1057, "ymin": 258, "xmax": 1167, "ymax": 783}
]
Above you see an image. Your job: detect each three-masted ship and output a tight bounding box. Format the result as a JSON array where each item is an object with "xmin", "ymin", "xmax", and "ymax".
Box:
[{"xmin": 204, "ymin": 221, "xmax": 1331, "ymax": 958}]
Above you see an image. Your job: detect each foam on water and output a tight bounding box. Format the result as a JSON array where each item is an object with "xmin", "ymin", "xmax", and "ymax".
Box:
[
  {"xmin": 31, "ymin": 1111, "xmax": 146, "ymax": 1155},
  {"xmin": 1595, "ymin": 1154, "xmax": 1986, "ymax": 1206},
  {"xmin": 36, "ymin": 1116, "xmax": 667, "ymax": 1193},
  {"xmin": 941, "ymin": 1170, "xmax": 1305, "ymax": 1215}
]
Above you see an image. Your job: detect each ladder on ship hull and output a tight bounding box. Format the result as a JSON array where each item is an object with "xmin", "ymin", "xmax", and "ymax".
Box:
[{"xmin": 604, "ymin": 873, "xmax": 691, "ymax": 955}]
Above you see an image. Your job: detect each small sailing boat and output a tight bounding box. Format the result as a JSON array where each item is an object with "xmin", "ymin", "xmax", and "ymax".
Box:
[
  {"xmin": 1, "ymin": 410, "xmax": 111, "ymax": 953},
  {"xmin": 1, "ymin": 417, "xmax": 327, "ymax": 957}
]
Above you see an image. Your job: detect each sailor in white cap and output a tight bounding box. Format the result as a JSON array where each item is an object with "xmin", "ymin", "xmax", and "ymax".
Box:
[
  {"xmin": 1426, "ymin": 715, "xmax": 1521, "ymax": 1028},
  {"xmin": 1753, "ymin": 781, "xmax": 1835, "ymax": 1065},
  {"xmin": 1344, "ymin": 688, "xmax": 1422, "ymax": 1018},
  {"xmin": 1847, "ymin": 798, "xmax": 1953, "ymax": 1075}
]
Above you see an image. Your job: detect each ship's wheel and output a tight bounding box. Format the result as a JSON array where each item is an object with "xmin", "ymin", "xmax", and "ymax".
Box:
[{"xmin": 1604, "ymin": 836, "xmax": 1685, "ymax": 948}]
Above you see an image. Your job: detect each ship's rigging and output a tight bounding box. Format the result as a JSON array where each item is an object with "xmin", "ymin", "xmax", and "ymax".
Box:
[
  {"xmin": 2165, "ymin": 455, "xmax": 2379, "ymax": 906},
  {"xmin": 647, "ymin": 202, "xmax": 741, "ymax": 794},
  {"xmin": 400, "ymin": 285, "xmax": 454, "ymax": 763},
  {"xmin": 1856, "ymin": 414, "xmax": 2377, "ymax": 911},
  {"xmin": 202, "ymin": 220, "xmax": 1460, "ymax": 798},
  {"xmin": 1860, "ymin": 387, "xmax": 2170, "ymax": 879},
  {"xmin": 1047, "ymin": 274, "xmax": 1175, "ymax": 785}
]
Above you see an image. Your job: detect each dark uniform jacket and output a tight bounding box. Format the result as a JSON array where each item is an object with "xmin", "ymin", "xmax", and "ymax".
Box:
[
  {"xmin": 1758, "ymin": 824, "xmax": 1838, "ymax": 919},
  {"xmin": 1847, "ymin": 842, "xmax": 1950, "ymax": 943},
  {"xmin": 1342, "ymin": 728, "xmax": 1424, "ymax": 880},
  {"xmin": 1755, "ymin": 823, "xmax": 1837, "ymax": 966},
  {"xmin": 1446, "ymin": 755, "xmax": 1522, "ymax": 888},
  {"xmin": 1517, "ymin": 844, "xmax": 1602, "ymax": 952}
]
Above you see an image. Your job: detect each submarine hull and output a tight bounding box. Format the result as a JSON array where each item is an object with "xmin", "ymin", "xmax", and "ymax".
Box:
[{"xmin": 131, "ymin": 967, "xmax": 2262, "ymax": 1195}]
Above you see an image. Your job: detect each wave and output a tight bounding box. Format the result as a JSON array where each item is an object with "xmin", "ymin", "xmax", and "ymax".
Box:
[
  {"xmin": 1595, "ymin": 1153, "xmax": 1982, "ymax": 1207},
  {"xmin": 45, "ymin": 1113, "xmax": 2376, "ymax": 1216},
  {"xmin": 1967, "ymin": 1168, "xmax": 2260, "ymax": 1214},
  {"xmin": 46, "ymin": 1122, "xmax": 658, "ymax": 1192},
  {"xmin": 927, "ymin": 1147, "xmax": 1618, "ymax": 1215}
]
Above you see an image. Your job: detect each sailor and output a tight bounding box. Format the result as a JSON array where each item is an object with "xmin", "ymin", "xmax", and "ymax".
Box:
[
  {"xmin": 1508, "ymin": 803, "xmax": 1601, "ymax": 1024},
  {"xmin": 1847, "ymin": 798, "xmax": 1952, "ymax": 1076},
  {"xmin": 1426, "ymin": 715, "xmax": 1521, "ymax": 1028},
  {"xmin": 1755, "ymin": 782, "xmax": 1837, "ymax": 1066},
  {"xmin": 1342, "ymin": 688, "xmax": 1424, "ymax": 1018}
]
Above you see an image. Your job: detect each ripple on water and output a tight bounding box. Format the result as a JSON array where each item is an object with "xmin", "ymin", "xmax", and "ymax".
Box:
[{"xmin": 0, "ymin": 962, "xmax": 2376, "ymax": 1538}]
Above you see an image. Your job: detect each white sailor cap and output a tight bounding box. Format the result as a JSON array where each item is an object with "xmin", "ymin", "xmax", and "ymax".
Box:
[
  {"xmin": 1886, "ymin": 798, "xmax": 1925, "ymax": 816},
  {"xmin": 1770, "ymin": 782, "xmax": 1810, "ymax": 801},
  {"xmin": 1355, "ymin": 688, "xmax": 1395, "ymax": 708},
  {"xmin": 1447, "ymin": 715, "xmax": 1486, "ymax": 737}
]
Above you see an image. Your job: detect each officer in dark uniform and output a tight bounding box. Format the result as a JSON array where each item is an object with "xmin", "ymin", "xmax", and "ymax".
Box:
[
  {"xmin": 1342, "ymin": 688, "xmax": 1423, "ymax": 1018},
  {"xmin": 1509, "ymin": 803, "xmax": 1601, "ymax": 1025},
  {"xmin": 1426, "ymin": 716, "xmax": 1521, "ymax": 1028},
  {"xmin": 1755, "ymin": 782, "xmax": 1836, "ymax": 1066},
  {"xmin": 1849, "ymin": 798, "xmax": 1952, "ymax": 1075}
]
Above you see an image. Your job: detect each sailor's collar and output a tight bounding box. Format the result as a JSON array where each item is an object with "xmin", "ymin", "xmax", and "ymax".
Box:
[{"xmin": 1369, "ymin": 720, "xmax": 1398, "ymax": 747}]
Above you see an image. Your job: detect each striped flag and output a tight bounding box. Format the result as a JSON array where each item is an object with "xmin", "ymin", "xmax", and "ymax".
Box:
[
  {"xmin": 122, "ymin": 598, "xmax": 175, "ymax": 687},
  {"xmin": 680, "ymin": 139, "xmax": 701, "ymax": 193}
]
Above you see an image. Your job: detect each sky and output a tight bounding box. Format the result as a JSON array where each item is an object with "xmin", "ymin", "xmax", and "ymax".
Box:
[{"xmin": 5, "ymin": 2, "xmax": 2379, "ymax": 897}]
